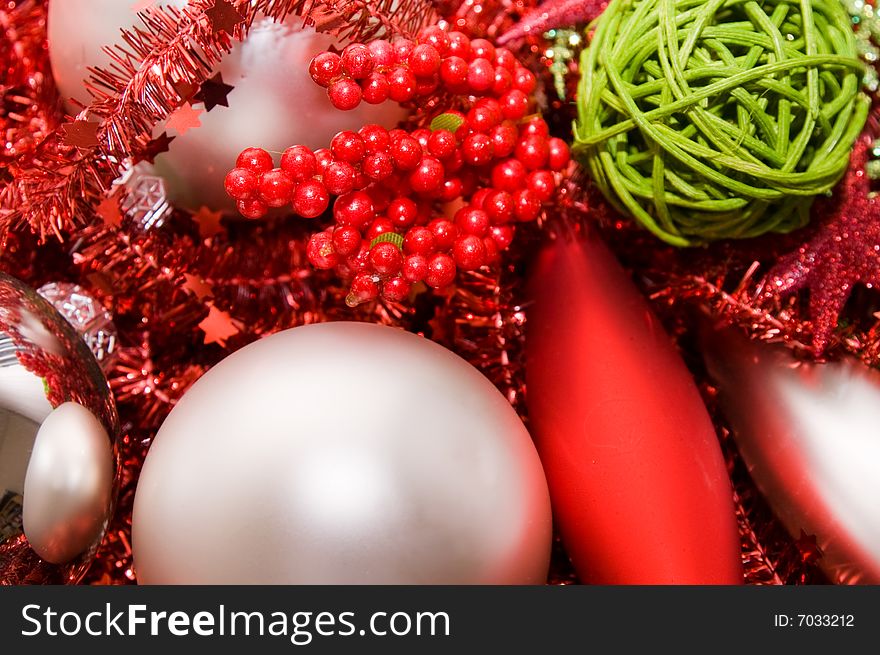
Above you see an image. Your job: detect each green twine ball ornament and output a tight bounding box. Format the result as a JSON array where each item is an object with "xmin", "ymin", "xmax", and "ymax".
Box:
[{"xmin": 573, "ymin": 0, "xmax": 870, "ymax": 246}]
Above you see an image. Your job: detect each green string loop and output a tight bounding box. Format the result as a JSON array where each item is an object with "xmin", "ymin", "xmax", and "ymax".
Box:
[{"xmin": 573, "ymin": 0, "xmax": 869, "ymax": 246}]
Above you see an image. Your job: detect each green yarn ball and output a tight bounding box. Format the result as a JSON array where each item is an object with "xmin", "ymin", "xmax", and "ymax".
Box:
[{"xmin": 573, "ymin": 0, "xmax": 869, "ymax": 246}]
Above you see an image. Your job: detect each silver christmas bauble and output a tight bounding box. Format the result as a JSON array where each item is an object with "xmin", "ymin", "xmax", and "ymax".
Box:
[
  {"xmin": 702, "ymin": 325, "xmax": 880, "ymax": 584},
  {"xmin": 0, "ymin": 274, "xmax": 119, "ymax": 584},
  {"xmin": 133, "ymin": 322, "xmax": 552, "ymax": 584}
]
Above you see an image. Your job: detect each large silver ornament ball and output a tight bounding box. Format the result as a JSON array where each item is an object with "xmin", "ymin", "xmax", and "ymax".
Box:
[
  {"xmin": 0, "ymin": 274, "xmax": 119, "ymax": 584},
  {"xmin": 133, "ymin": 322, "xmax": 552, "ymax": 584},
  {"xmin": 47, "ymin": 0, "xmax": 406, "ymax": 212}
]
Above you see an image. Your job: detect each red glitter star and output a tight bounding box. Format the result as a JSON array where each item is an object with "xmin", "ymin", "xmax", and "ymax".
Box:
[
  {"xmin": 497, "ymin": 0, "xmax": 607, "ymax": 45},
  {"xmin": 199, "ymin": 303, "xmax": 241, "ymax": 346},
  {"xmin": 97, "ymin": 196, "xmax": 123, "ymax": 228},
  {"xmin": 193, "ymin": 206, "xmax": 225, "ymax": 239},
  {"xmin": 196, "ymin": 72, "xmax": 234, "ymax": 111},
  {"xmin": 182, "ymin": 274, "xmax": 214, "ymax": 301},
  {"xmin": 60, "ymin": 120, "xmax": 101, "ymax": 149},
  {"xmin": 205, "ymin": 0, "xmax": 244, "ymax": 36},
  {"xmin": 140, "ymin": 132, "xmax": 175, "ymax": 164},
  {"xmin": 166, "ymin": 103, "xmax": 203, "ymax": 135},
  {"xmin": 764, "ymin": 136, "xmax": 880, "ymax": 353}
]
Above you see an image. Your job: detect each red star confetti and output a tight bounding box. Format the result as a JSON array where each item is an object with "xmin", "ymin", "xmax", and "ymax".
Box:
[
  {"xmin": 182, "ymin": 274, "xmax": 214, "ymax": 301},
  {"xmin": 193, "ymin": 206, "xmax": 225, "ymax": 239},
  {"xmin": 166, "ymin": 103, "xmax": 203, "ymax": 136},
  {"xmin": 172, "ymin": 80, "xmax": 198, "ymax": 104},
  {"xmin": 498, "ymin": 0, "xmax": 608, "ymax": 44},
  {"xmin": 140, "ymin": 132, "xmax": 175, "ymax": 164},
  {"xmin": 199, "ymin": 303, "xmax": 241, "ymax": 346},
  {"xmin": 205, "ymin": 0, "xmax": 244, "ymax": 36},
  {"xmin": 763, "ymin": 137, "xmax": 880, "ymax": 353},
  {"xmin": 97, "ymin": 196, "xmax": 123, "ymax": 228},
  {"xmin": 60, "ymin": 120, "xmax": 100, "ymax": 148},
  {"xmin": 196, "ymin": 72, "xmax": 235, "ymax": 111}
]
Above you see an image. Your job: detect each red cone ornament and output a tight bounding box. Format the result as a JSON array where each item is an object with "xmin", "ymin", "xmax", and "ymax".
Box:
[
  {"xmin": 702, "ymin": 325, "xmax": 880, "ymax": 584},
  {"xmin": 525, "ymin": 231, "xmax": 742, "ymax": 584}
]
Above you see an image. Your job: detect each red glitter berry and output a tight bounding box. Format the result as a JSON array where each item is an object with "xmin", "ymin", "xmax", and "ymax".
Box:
[
  {"xmin": 521, "ymin": 116, "xmax": 550, "ymax": 138},
  {"xmin": 236, "ymin": 147, "xmax": 273, "ymax": 174},
  {"xmin": 446, "ymin": 31, "xmax": 472, "ymax": 59},
  {"xmin": 500, "ymin": 89, "xmax": 529, "ymax": 120},
  {"xmin": 527, "ymin": 170, "xmax": 556, "ymax": 202},
  {"xmin": 382, "ymin": 277, "xmax": 412, "ymax": 302},
  {"xmin": 363, "ymin": 152, "xmax": 394, "ymax": 181},
  {"xmin": 404, "ymin": 226, "xmax": 436, "ymax": 255},
  {"xmin": 333, "ymin": 226, "xmax": 362, "ymax": 256},
  {"xmin": 387, "ymin": 67, "xmax": 417, "ymax": 102},
  {"xmin": 366, "ymin": 217, "xmax": 395, "ymax": 240},
  {"xmin": 409, "ymin": 156, "xmax": 445, "ymax": 194},
  {"xmin": 492, "ymin": 158, "xmax": 527, "ymax": 192},
  {"xmin": 331, "ymin": 131, "xmax": 367, "ymax": 164},
  {"xmin": 415, "ymin": 74, "xmax": 440, "ymax": 97},
  {"xmin": 428, "ymin": 130, "xmax": 457, "ymax": 160},
  {"xmin": 393, "ymin": 39, "xmax": 415, "ymax": 64},
  {"xmin": 237, "ymin": 197, "xmax": 267, "ymax": 219},
  {"xmin": 368, "ymin": 39, "xmax": 395, "ymax": 68},
  {"xmin": 309, "ymin": 52, "xmax": 343, "ymax": 87},
  {"xmin": 467, "ymin": 104, "xmax": 501, "ymax": 133},
  {"xmin": 495, "ymin": 48, "xmax": 517, "ymax": 71},
  {"xmin": 490, "ymin": 224, "xmax": 515, "ymax": 249},
  {"xmin": 490, "ymin": 122, "xmax": 518, "ymax": 158},
  {"xmin": 359, "ymin": 124, "xmax": 391, "ymax": 153},
  {"xmin": 334, "ymin": 190, "xmax": 375, "ymax": 228},
  {"xmin": 439, "ymin": 177, "xmax": 463, "ymax": 202},
  {"xmin": 224, "ymin": 167, "xmax": 257, "ymax": 200},
  {"xmin": 341, "ymin": 43, "xmax": 374, "ymax": 79},
  {"xmin": 548, "ymin": 138, "xmax": 571, "ymax": 171},
  {"xmin": 419, "ymin": 26, "xmax": 451, "ymax": 54},
  {"xmin": 470, "ymin": 39, "xmax": 496, "ymax": 62},
  {"xmin": 484, "ymin": 190, "xmax": 515, "ymax": 224},
  {"xmin": 403, "ymin": 254, "xmax": 428, "ymax": 282},
  {"xmin": 387, "ymin": 197, "xmax": 419, "ymax": 228},
  {"xmin": 293, "ymin": 179, "xmax": 330, "ymax": 218},
  {"xmin": 370, "ymin": 242, "xmax": 404, "ymax": 276},
  {"xmin": 280, "ymin": 145, "xmax": 317, "ymax": 182},
  {"xmin": 425, "ymin": 253, "xmax": 457, "ymax": 288},
  {"xmin": 514, "ymin": 189, "xmax": 541, "ymax": 222},
  {"xmin": 454, "ymin": 206, "xmax": 490, "ymax": 237},
  {"xmin": 428, "ymin": 218, "xmax": 459, "ymax": 250},
  {"xmin": 347, "ymin": 272, "xmax": 379, "ymax": 306},
  {"xmin": 361, "ymin": 73, "xmax": 389, "ymax": 104},
  {"xmin": 323, "ymin": 161, "xmax": 357, "ymax": 195},
  {"xmin": 513, "ymin": 67, "xmax": 537, "ymax": 94},
  {"xmin": 390, "ymin": 135, "xmax": 423, "ymax": 171},
  {"xmin": 453, "ymin": 235, "xmax": 486, "ymax": 270},
  {"xmin": 467, "ymin": 58, "xmax": 494, "ymax": 93},
  {"xmin": 515, "ymin": 134, "xmax": 549, "ymax": 170},
  {"xmin": 462, "ymin": 133, "xmax": 494, "ymax": 166},
  {"xmin": 482, "ymin": 237, "xmax": 500, "ymax": 265},
  {"xmin": 440, "ymin": 56, "xmax": 469, "ymax": 90},
  {"xmin": 328, "ymin": 78, "xmax": 362, "ymax": 110},
  {"xmin": 492, "ymin": 68, "xmax": 513, "ymax": 95},
  {"xmin": 409, "ymin": 43, "xmax": 441, "ymax": 78},
  {"xmin": 258, "ymin": 169, "xmax": 295, "ymax": 207},
  {"xmin": 314, "ymin": 148, "xmax": 333, "ymax": 170},
  {"xmin": 307, "ymin": 231, "xmax": 339, "ymax": 269}
]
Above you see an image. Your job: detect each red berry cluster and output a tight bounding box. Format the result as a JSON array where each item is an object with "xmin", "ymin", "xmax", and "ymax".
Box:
[
  {"xmin": 309, "ymin": 26, "xmax": 537, "ymax": 112},
  {"xmin": 223, "ymin": 27, "xmax": 572, "ymax": 306}
]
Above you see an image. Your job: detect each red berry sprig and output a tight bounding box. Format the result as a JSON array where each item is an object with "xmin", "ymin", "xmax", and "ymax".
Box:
[
  {"xmin": 223, "ymin": 26, "xmax": 571, "ymax": 306},
  {"xmin": 309, "ymin": 27, "xmax": 537, "ymax": 113}
]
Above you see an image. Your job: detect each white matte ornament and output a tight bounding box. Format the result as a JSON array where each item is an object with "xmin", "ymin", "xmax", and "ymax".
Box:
[
  {"xmin": 47, "ymin": 0, "xmax": 406, "ymax": 211},
  {"xmin": 133, "ymin": 322, "xmax": 552, "ymax": 584}
]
